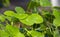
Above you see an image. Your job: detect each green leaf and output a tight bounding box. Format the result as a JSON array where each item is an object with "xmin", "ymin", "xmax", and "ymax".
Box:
[
  {"xmin": 0, "ymin": 30, "xmax": 9, "ymax": 37},
  {"xmin": 0, "ymin": 24, "xmax": 5, "ymax": 30},
  {"xmin": 53, "ymin": 9, "xmax": 60, "ymax": 26},
  {"xmin": 53, "ymin": 9, "xmax": 60, "ymax": 18},
  {"xmin": 53, "ymin": 18, "xmax": 60, "ymax": 26},
  {"xmin": 5, "ymin": 16, "xmax": 12, "ymax": 21},
  {"xmin": 30, "ymin": 30, "xmax": 44, "ymax": 37},
  {"xmin": 31, "ymin": 14, "xmax": 43, "ymax": 24},
  {"xmin": 20, "ymin": 19, "xmax": 34, "ymax": 26},
  {"xmin": 20, "ymin": 14, "xmax": 43, "ymax": 26},
  {"xmin": 27, "ymin": 14, "xmax": 43, "ymax": 24},
  {"xmin": 6, "ymin": 25, "xmax": 19, "ymax": 35},
  {"xmin": 0, "ymin": 15, "xmax": 5, "ymax": 22},
  {"xmin": 40, "ymin": 0, "xmax": 51, "ymax": 7},
  {"xmin": 14, "ymin": 32, "xmax": 25, "ymax": 37},
  {"xmin": 5, "ymin": 25, "xmax": 25, "ymax": 37},
  {"xmin": 15, "ymin": 7, "xmax": 25, "ymax": 14},
  {"xmin": 4, "ymin": 10, "xmax": 15, "ymax": 16},
  {"xmin": 15, "ymin": 14, "xmax": 28, "ymax": 20}
]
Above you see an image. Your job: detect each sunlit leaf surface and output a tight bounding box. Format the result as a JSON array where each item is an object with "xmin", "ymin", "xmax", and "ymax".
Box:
[
  {"xmin": 53, "ymin": 9, "xmax": 60, "ymax": 26},
  {"xmin": 20, "ymin": 14, "xmax": 43, "ymax": 26}
]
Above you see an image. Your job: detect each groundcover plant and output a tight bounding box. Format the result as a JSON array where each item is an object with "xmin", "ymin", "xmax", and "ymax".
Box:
[{"xmin": 0, "ymin": 0, "xmax": 60, "ymax": 37}]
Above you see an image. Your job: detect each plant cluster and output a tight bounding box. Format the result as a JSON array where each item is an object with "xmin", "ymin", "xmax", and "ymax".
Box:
[{"xmin": 0, "ymin": 0, "xmax": 60, "ymax": 37}]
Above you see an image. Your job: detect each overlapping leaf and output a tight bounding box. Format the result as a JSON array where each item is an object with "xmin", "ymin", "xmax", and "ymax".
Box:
[
  {"xmin": 15, "ymin": 14, "xmax": 28, "ymax": 20},
  {"xmin": 20, "ymin": 14, "xmax": 43, "ymax": 26}
]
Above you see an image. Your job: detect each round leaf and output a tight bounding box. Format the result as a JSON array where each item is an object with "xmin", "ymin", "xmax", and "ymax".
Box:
[
  {"xmin": 15, "ymin": 7, "xmax": 25, "ymax": 14},
  {"xmin": 31, "ymin": 14, "xmax": 43, "ymax": 24},
  {"xmin": 4, "ymin": 10, "xmax": 15, "ymax": 16},
  {"xmin": 26, "ymin": 14, "xmax": 43, "ymax": 24}
]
